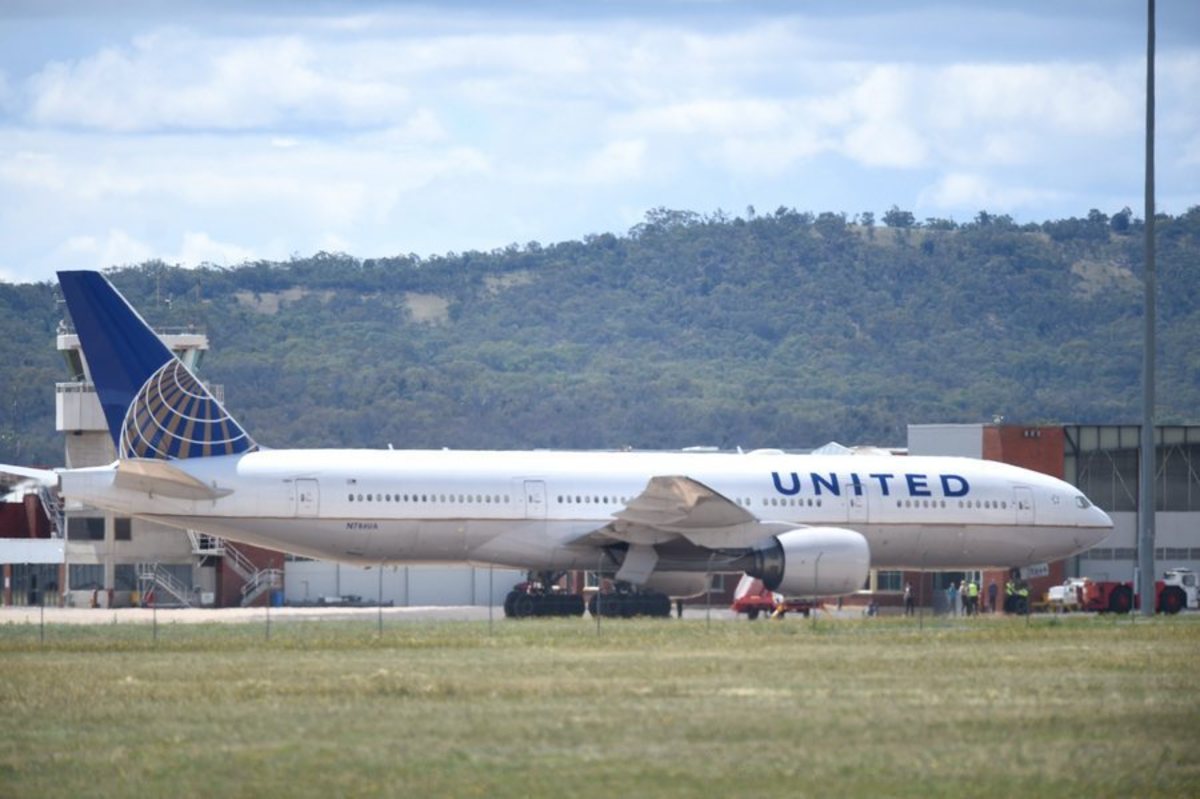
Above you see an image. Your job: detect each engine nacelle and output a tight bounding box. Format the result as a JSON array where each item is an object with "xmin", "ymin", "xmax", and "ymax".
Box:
[{"xmin": 749, "ymin": 527, "xmax": 870, "ymax": 596}]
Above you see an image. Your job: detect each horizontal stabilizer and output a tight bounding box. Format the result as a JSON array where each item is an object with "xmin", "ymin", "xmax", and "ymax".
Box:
[
  {"xmin": 114, "ymin": 459, "xmax": 232, "ymax": 500},
  {"xmin": 0, "ymin": 464, "xmax": 59, "ymax": 492}
]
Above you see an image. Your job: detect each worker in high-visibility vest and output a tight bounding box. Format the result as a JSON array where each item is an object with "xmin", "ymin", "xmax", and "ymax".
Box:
[
  {"xmin": 1016, "ymin": 582, "xmax": 1030, "ymax": 615},
  {"xmin": 1004, "ymin": 579, "xmax": 1016, "ymax": 614},
  {"xmin": 967, "ymin": 580, "xmax": 980, "ymax": 616}
]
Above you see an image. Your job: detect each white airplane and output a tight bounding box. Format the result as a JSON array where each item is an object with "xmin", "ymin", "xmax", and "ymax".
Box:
[{"xmin": 2, "ymin": 271, "xmax": 1112, "ymax": 616}]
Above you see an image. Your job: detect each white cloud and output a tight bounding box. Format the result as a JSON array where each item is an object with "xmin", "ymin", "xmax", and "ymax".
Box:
[
  {"xmin": 918, "ymin": 172, "xmax": 1065, "ymax": 212},
  {"xmin": 932, "ymin": 62, "xmax": 1139, "ymax": 136},
  {"xmin": 27, "ymin": 30, "xmax": 411, "ymax": 132},
  {"xmin": 1182, "ymin": 135, "xmax": 1200, "ymax": 167},
  {"xmin": 174, "ymin": 232, "xmax": 256, "ymax": 266},
  {"xmin": 0, "ymin": 70, "xmax": 12, "ymax": 113},
  {"xmin": 616, "ymin": 99, "xmax": 790, "ymax": 137},
  {"xmin": 0, "ymin": 4, "xmax": 1196, "ymax": 285},
  {"xmin": 58, "ymin": 229, "xmax": 155, "ymax": 269},
  {"xmin": 579, "ymin": 140, "xmax": 646, "ymax": 184}
]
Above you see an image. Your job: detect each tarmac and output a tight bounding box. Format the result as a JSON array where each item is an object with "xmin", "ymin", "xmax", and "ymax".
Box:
[{"xmin": 0, "ymin": 604, "xmax": 742, "ymax": 625}]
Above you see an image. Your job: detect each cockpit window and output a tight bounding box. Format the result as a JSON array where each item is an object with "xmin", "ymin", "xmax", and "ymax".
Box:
[{"xmin": 1074, "ymin": 496, "xmax": 1091, "ymax": 509}]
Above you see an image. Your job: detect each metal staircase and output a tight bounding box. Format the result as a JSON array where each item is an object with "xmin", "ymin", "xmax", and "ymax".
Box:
[
  {"xmin": 36, "ymin": 486, "xmax": 65, "ymax": 539},
  {"xmin": 136, "ymin": 563, "xmax": 193, "ymax": 607},
  {"xmin": 186, "ymin": 530, "xmax": 282, "ymax": 606}
]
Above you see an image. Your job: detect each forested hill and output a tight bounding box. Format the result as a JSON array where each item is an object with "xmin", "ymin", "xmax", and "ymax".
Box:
[{"xmin": 2, "ymin": 206, "xmax": 1198, "ymax": 466}]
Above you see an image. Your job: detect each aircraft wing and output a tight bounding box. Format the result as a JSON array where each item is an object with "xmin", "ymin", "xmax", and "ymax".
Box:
[{"xmin": 583, "ymin": 475, "xmax": 778, "ymax": 550}]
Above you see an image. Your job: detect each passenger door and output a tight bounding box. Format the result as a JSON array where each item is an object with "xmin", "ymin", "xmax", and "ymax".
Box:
[
  {"xmin": 294, "ymin": 478, "xmax": 320, "ymax": 518},
  {"xmin": 1014, "ymin": 486, "xmax": 1034, "ymax": 526},
  {"xmin": 523, "ymin": 480, "xmax": 547, "ymax": 519}
]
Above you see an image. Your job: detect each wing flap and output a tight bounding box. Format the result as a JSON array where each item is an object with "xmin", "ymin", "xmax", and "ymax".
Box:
[{"xmin": 590, "ymin": 475, "xmax": 775, "ymax": 550}]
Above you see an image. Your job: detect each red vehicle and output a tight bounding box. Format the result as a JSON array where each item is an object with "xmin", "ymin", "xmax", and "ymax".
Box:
[
  {"xmin": 1047, "ymin": 569, "xmax": 1198, "ymax": 614},
  {"xmin": 731, "ymin": 575, "xmax": 819, "ymax": 619}
]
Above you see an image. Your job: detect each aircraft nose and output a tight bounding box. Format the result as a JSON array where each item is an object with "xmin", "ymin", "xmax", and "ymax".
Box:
[{"xmin": 1086, "ymin": 506, "xmax": 1114, "ymax": 546}]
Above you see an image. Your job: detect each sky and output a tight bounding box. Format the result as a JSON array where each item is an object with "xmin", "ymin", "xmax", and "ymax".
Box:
[{"xmin": 1, "ymin": 1, "xmax": 1197, "ymax": 284}]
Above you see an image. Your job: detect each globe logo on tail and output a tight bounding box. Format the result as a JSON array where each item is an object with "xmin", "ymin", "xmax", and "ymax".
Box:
[{"xmin": 120, "ymin": 360, "xmax": 258, "ymax": 460}]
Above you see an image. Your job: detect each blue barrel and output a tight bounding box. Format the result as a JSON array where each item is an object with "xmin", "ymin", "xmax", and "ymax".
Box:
[{"xmin": 270, "ymin": 590, "xmax": 284, "ymax": 607}]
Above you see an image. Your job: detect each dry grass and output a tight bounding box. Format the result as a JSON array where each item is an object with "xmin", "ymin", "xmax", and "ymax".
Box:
[{"xmin": 1, "ymin": 614, "xmax": 1197, "ymax": 798}]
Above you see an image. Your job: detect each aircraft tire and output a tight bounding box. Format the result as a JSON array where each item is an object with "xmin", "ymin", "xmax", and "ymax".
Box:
[
  {"xmin": 512, "ymin": 593, "xmax": 535, "ymax": 618},
  {"xmin": 746, "ymin": 608, "xmax": 759, "ymax": 620},
  {"xmin": 1107, "ymin": 586, "xmax": 1133, "ymax": 615},
  {"xmin": 564, "ymin": 594, "xmax": 586, "ymax": 616},
  {"xmin": 1159, "ymin": 586, "xmax": 1185, "ymax": 615}
]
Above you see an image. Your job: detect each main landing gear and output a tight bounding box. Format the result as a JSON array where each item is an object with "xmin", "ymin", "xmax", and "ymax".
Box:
[
  {"xmin": 586, "ymin": 586, "xmax": 672, "ymax": 618},
  {"xmin": 504, "ymin": 572, "xmax": 586, "ymax": 618},
  {"xmin": 503, "ymin": 573, "xmax": 673, "ymax": 619}
]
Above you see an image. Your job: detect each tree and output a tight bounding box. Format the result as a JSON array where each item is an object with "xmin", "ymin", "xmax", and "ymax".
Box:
[
  {"xmin": 1110, "ymin": 207, "xmax": 1132, "ymax": 235},
  {"xmin": 883, "ymin": 206, "xmax": 915, "ymax": 228},
  {"xmin": 860, "ymin": 210, "xmax": 875, "ymax": 239}
]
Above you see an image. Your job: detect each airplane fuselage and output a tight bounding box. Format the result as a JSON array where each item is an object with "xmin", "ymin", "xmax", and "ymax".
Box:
[{"xmin": 61, "ymin": 448, "xmax": 1112, "ymax": 572}]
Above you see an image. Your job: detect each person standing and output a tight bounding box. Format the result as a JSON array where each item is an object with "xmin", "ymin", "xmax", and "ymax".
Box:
[
  {"xmin": 904, "ymin": 582, "xmax": 915, "ymax": 616},
  {"xmin": 967, "ymin": 579, "xmax": 979, "ymax": 616},
  {"xmin": 987, "ymin": 580, "xmax": 999, "ymax": 614},
  {"xmin": 947, "ymin": 582, "xmax": 959, "ymax": 616}
]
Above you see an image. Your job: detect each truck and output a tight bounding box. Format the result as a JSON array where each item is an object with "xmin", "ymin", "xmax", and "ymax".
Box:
[
  {"xmin": 731, "ymin": 575, "xmax": 819, "ymax": 619},
  {"xmin": 1045, "ymin": 568, "xmax": 1198, "ymax": 614}
]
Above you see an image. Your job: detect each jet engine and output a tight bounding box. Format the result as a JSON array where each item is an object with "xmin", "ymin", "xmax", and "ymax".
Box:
[{"xmin": 748, "ymin": 527, "xmax": 870, "ymax": 596}]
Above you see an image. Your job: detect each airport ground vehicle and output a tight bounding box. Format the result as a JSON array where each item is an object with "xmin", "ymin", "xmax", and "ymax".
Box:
[
  {"xmin": 1045, "ymin": 568, "xmax": 1198, "ymax": 614},
  {"xmin": 731, "ymin": 575, "xmax": 818, "ymax": 619}
]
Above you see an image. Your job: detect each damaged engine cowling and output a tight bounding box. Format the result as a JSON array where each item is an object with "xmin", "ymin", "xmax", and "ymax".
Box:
[{"xmin": 746, "ymin": 527, "xmax": 870, "ymax": 596}]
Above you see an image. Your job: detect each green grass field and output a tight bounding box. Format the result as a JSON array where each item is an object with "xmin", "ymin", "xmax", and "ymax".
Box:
[{"xmin": 1, "ymin": 614, "xmax": 1197, "ymax": 798}]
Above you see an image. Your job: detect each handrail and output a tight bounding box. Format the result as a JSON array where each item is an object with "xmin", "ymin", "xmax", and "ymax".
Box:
[{"xmin": 136, "ymin": 563, "xmax": 193, "ymax": 607}]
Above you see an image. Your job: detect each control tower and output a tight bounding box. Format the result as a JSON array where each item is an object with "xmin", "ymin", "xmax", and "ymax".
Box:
[{"xmin": 56, "ymin": 322, "xmax": 281, "ymax": 608}]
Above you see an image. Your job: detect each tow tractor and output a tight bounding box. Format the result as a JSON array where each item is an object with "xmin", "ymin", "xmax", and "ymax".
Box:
[
  {"xmin": 731, "ymin": 575, "xmax": 819, "ymax": 619},
  {"xmin": 1045, "ymin": 568, "xmax": 1198, "ymax": 614}
]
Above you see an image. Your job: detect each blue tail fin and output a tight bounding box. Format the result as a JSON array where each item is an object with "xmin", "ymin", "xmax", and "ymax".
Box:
[{"xmin": 58, "ymin": 271, "xmax": 258, "ymax": 460}]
